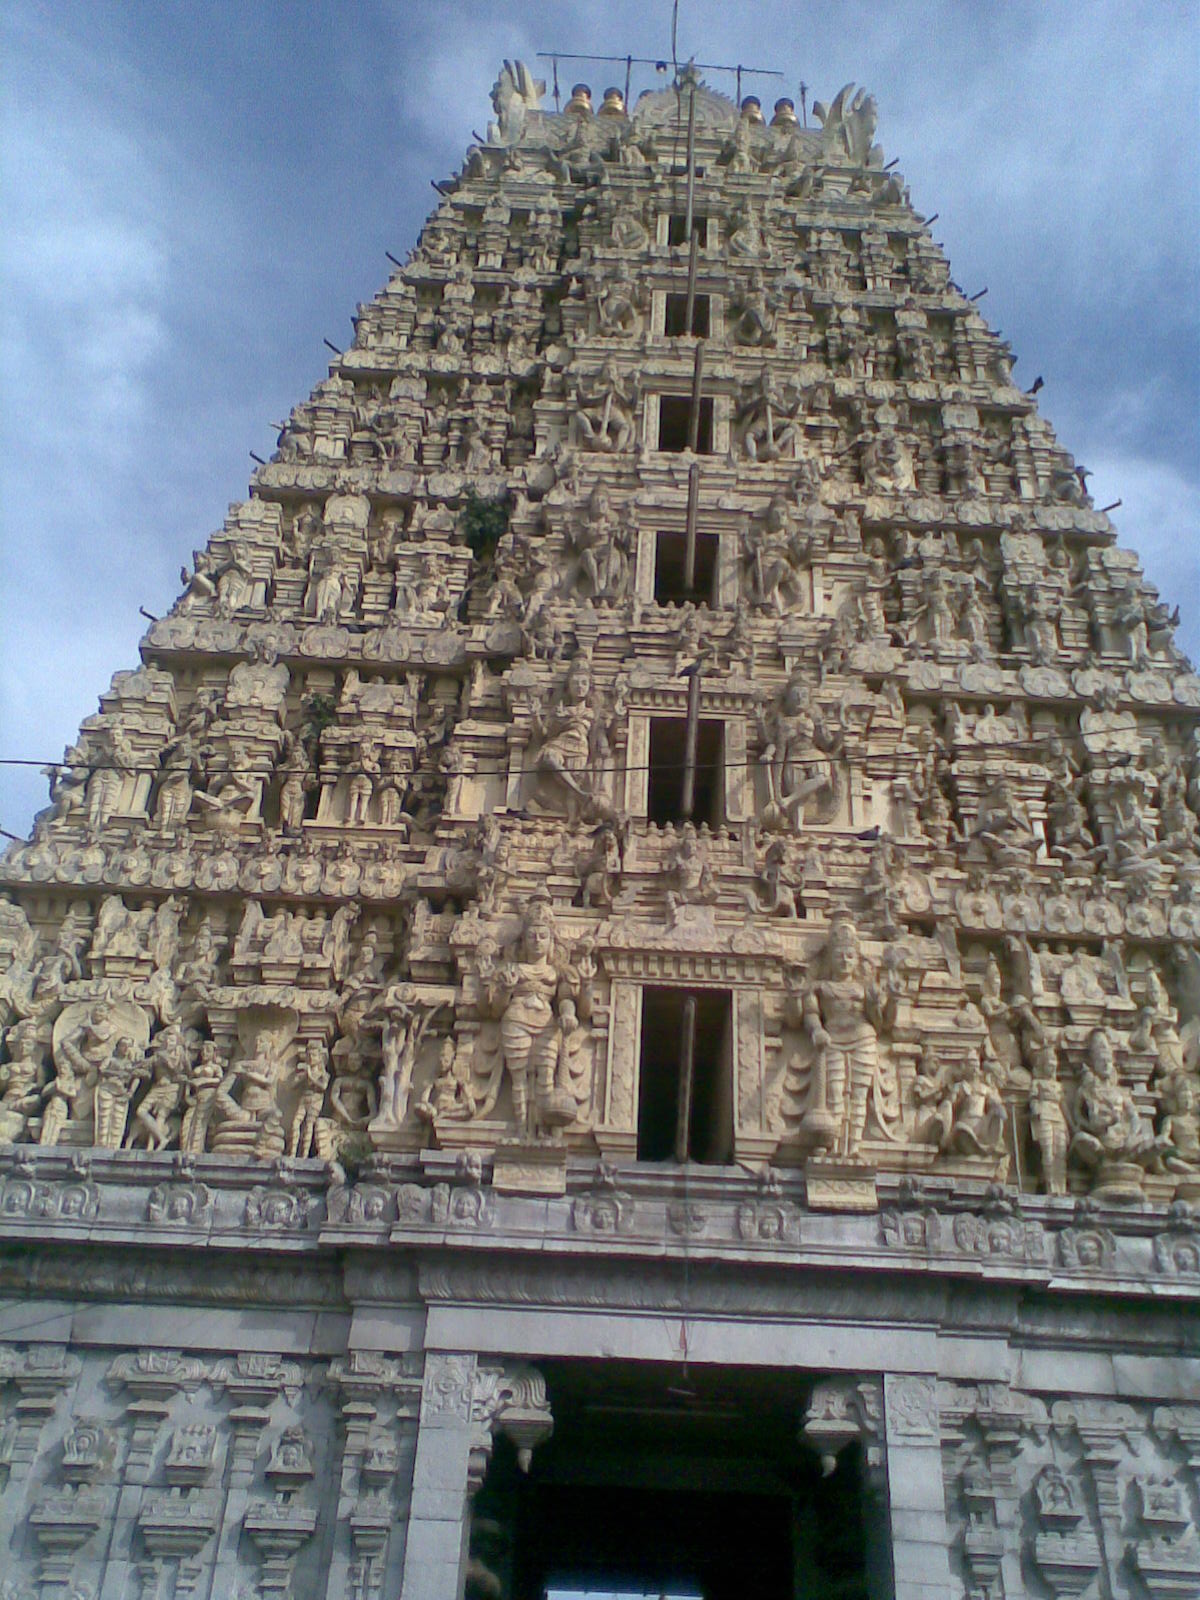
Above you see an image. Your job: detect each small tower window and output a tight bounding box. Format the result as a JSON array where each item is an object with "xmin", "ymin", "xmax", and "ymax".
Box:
[
  {"xmin": 668, "ymin": 214, "xmax": 708, "ymax": 246},
  {"xmin": 647, "ymin": 717, "xmax": 723, "ymax": 827},
  {"xmin": 664, "ymin": 293, "xmax": 711, "ymax": 337},
  {"xmin": 637, "ymin": 987, "xmax": 734, "ymax": 1164},
  {"xmin": 657, "ymin": 395, "xmax": 713, "ymax": 454},
  {"xmin": 654, "ymin": 529, "xmax": 718, "ymax": 606}
]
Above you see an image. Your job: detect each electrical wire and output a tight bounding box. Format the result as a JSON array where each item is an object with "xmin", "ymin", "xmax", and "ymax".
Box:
[{"xmin": 0, "ymin": 731, "xmax": 1177, "ymax": 790}]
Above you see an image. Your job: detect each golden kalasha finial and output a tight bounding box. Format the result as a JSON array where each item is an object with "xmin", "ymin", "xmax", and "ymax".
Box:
[
  {"xmin": 564, "ymin": 82, "xmax": 594, "ymax": 116},
  {"xmin": 771, "ymin": 97, "xmax": 799, "ymax": 127},
  {"xmin": 740, "ymin": 95, "xmax": 765, "ymax": 125},
  {"xmin": 598, "ymin": 86, "xmax": 626, "ymax": 117}
]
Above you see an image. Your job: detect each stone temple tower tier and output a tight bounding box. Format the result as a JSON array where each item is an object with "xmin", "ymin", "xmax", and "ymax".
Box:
[{"xmin": 1, "ymin": 61, "xmax": 1197, "ymax": 1600}]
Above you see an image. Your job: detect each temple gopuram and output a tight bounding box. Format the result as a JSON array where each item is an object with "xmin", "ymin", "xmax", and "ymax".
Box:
[{"xmin": 1, "ymin": 59, "xmax": 1198, "ymax": 1600}]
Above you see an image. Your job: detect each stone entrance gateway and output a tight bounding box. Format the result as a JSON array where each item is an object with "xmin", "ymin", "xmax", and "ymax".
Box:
[{"xmin": 1, "ymin": 49, "xmax": 1198, "ymax": 1600}]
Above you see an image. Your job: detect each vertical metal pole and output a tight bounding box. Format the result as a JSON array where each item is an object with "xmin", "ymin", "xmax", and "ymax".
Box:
[
  {"xmin": 624, "ymin": 53, "xmax": 632, "ymax": 111},
  {"xmin": 684, "ymin": 83, "xmax": 697, "ymax": 243},
  {"xmin": 684, "ymin": 460, "xmax": 700, "ymax": 592},
  {"xmin": 675, "ymin": 995, "xmax": 697, "ymax": 1164},
  {"xmin": 736, "ymin": 65, "xmax": 742, "ymax": 106},
  {"xmin": 686, "ymin": 340, "xmax": 705, "ymax": 452},
  {"xmin": 681, "ymin": 669, "xmax": 701, "ymax": 819},
  {"xmin": 684, "ymin": 225, "xmax": 700, "ymax": 337}
]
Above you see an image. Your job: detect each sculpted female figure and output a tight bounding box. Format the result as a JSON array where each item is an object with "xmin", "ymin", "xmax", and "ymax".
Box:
[
  {"xmin": 758, "ymin": 676, "xmax": 841, "ymax": 830},
  {"xmin": 482, "ymin": 894, "xmax": 592, "ymax": 1136},
  {"xmin": 529, "ymin": 657, "xmax": 606, "ymax": 821},
  {"xmin": 789, "ymin": 912, "xmax": 898, "ymax": 1157}
]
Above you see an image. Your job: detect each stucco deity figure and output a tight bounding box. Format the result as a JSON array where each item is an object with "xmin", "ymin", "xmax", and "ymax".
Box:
[
  {"xmin": 780, "ymin": 913, "xmax": 899, "ymax": 1157},
  {"xmin": 595, "ymin": 260, "xmax": 646, "ymax": 336},
  {"xmin": 212, "ymin": 1039, "xmax": 290, "ymax": 1160},
  {"xmin": 0, "ymin": 1020, "xmax": 45, "ymax": 1143},
  {"xmin": 416, "ymin": 1039, "xmax": 476, "ymax": 1124},
  {"xmin": 969, "ymin": 779, "xmax": 1040, "ymax": 870},
  {"xmin": 528, "ymin": 657, "xmax": 610, "ymax": 822},
  {"xmin": 154, "ymin": 733, "xmax": 196, "ymax": 831},
  {"xmin": 480, "ymin": 893, "xmax": 593, "ymax": 1137},
  {"xmin": 287, "ymin": 1039, "xmax": 331, "ymax": 1159},
  {"xmin": 1070, "ymin": 1028, "xmax": 1156, "ymax": 1191},
  {"xmin": 727, "ymin": 201, "xmax": 770, "ymax": 259},
  {"xmin": 912, "ymin": 1047, "xmax": 1006, "ymax": 1158},
  {"xmin": 85, "ymin": 729, "xmax": 137, "ymax": 832},
  {"xmin": 571, "ymin": 484, "xmax": 630, "ymax": 601},
  {"xmin": 571, "ymin": 360, "xmax": 638, "ymax": 453},
  {"xmin": 664, "ymin": 823, "xmax": 718, "ymax": 926},
  {"xmin": 737, "ymin": 369, "xmax": 801, "ymax": 462},
  {"xmin": 43, "ymin": 1000, "xmax": 149, "ymax": 1148},
  {"xmin": 1156, "ymin": 1073, "xmax": 1200, "ymax": 1177},
  {"xmin": 757, "ymin": 677, "xmax": 842, "ymax": 830},
  {"xmin": 742, "ymin": 496, "xmax": 810, "ymax": 614},
  {"xmin": 214, "ymin": 543, "xmax": 256, "ymax": 615},
  {"xmin": 860, "ymin": 423, "xmax": 915, "ymax": 493},
  {"xmin": 180, "ymin": 1041, "xmax": 223, "ymax": 1153},
  {"xmin": 128, "ymin": 1024, "xmax": 191, "ymax": 1150},
  {"xmin": 92, "ymin": 1033, "xmax": 149, "ymax": 1149},
  {"xmin": 578, "ymin": 824, "xmax": 624, "ymax": 910},
  {"xmin": 728, "ymin": 270, "xmax": 778, "ymax": 346},
  {"xmin": 1029, "ymin": 1049, "xmax": 1069, "ymax": 1194}
]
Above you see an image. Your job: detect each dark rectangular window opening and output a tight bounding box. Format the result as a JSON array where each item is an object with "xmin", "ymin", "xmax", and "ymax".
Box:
[
  {"xmin": 654, "ymin": 529, "xmax": 718, "ymax": 607},
  {"xmin": 667, "ymin": 213, "xmax": 707, "ymax": 245},
  {"xmin": 664, "ymin": 292, "xmax": 711, "ymax": 338},
  {"xmin": 637, "ymin": 988, "xmax": 734, "ymax": 1164},
  {"xmin": 657, "ymin": 395, "xmax": 713, "ymax": 454},
  {"xmin": 647, "ymin": 717, "xmax": 723, "ymax": 828}
]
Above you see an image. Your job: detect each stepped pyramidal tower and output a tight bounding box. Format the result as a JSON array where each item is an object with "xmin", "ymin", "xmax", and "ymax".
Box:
[{"xmin": 1, "ymin": 58, "xmax": 1198, "ymax": 1600}]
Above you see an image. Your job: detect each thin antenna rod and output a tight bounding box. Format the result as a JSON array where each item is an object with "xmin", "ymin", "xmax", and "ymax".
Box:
[
  {"xmin": 536, "ymin": 49, "xmax": 782, "ymax": 78},
  {"xmin": 799, "ymin": 80, "xmax": 808, "ymax": 127},
  {"xmin": 624, "ymin": 53, "xmax": 632, "ymax": 109}
]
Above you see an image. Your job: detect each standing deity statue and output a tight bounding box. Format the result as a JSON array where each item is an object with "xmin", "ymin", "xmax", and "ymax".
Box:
[
  {"xmin": 479, "ymin": 894, "xmax": 594, "ymax": 1137},
  {"xmin": 777, "ymin": 912, "xmax": 899, "ymax": 1157},
  {"xmin": 128, "ymin": 1023, "xmax": 192, "ymax": 1150},
  {"xmin": 1028, "ymin": 1047, "xmax": 1069, "ymax": 1195},
  {"xmin": 757, "ymin": 677, "xmax": 842, "ymax": 830}
]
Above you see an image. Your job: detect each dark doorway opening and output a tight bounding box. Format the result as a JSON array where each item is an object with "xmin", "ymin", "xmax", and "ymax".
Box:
[
  {"xmin": 658, "ymin": 395, "xmax": 714, "ymax": 454},
  {"xmin": 665, "ymin": 293, "xmax": 712, "ymax": 338},
  {"xmin": 654, "ymin": 529, "xmax": 719, "ymax": 607},
  {"xmin": 647, "ymin": 717, "xmax": 723, "ymax": 827},
  {"xmin": 637, "ymin": 987, "xmax": 733, "ymax": 1164},
  {"xmin": 469, "ymin": 1361, "xmax": 875, "ymax": 1600}
]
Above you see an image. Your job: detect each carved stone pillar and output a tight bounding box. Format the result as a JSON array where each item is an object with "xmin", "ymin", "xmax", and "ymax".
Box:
[
  {"xmin": 399, "ymin": 1352, "xmax": 552, "ymax": 1600},
  {"xmin": 883, "ymin": 1373, "xmax": 954, "ymax": 1600}
]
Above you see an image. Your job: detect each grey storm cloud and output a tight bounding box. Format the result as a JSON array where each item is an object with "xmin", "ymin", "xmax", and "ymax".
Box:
[{"xmin": 1, "ymin": 0, "xmax": 1197, "ymax": 835}]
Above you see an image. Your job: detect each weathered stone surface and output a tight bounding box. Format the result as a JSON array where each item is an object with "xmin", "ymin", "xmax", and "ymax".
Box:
[{"xmin": 0, "ymin": 57, "xmax": 1196, "ymax": 1600}]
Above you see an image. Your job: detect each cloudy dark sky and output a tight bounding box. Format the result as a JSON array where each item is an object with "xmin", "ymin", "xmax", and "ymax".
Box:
[{"xmin": 2, "ymin": 0, "xmax": 1197, "ymax": 837}]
